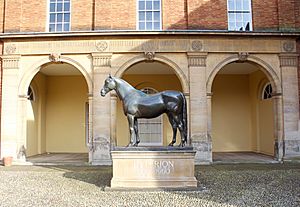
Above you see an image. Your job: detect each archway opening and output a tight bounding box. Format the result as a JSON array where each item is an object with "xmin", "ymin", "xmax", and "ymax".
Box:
[
  {"xmin": 116, "ymin": 61, "xmax": 183, "ymax": 146},
  {"xmin": 211, "ymin": 61, "xmax": 275, "ymax": 162},
  {"xmin": 26, "ymin": 62, "xmax": 89, "ymax": 164}
]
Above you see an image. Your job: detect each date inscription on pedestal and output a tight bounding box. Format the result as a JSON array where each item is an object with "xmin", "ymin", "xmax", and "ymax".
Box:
[{"xmin": 134, "ymin": 160, "xmax": 175, "ymax": 176}]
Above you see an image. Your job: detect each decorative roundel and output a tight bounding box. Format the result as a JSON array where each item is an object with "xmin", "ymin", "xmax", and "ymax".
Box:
[
  {"xmin": 283, "ymin": 41, "xmax": 294, "ymax": 52},
  {"xmin": 191, "ymin": 40, "xmax": 203, "ymax": 51},
  {"xmin": 96, "ymin": 41, "xmax": 108, "ymax": 52},
  {"xmin": 5, "ymin": 44, "xmax": 16, "ymax": 54}
]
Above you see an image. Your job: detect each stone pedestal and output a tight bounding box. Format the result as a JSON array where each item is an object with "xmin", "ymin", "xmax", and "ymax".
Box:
[{"xmin": 110, "ymin": 147, "xmax": 198, "ymax": 188}]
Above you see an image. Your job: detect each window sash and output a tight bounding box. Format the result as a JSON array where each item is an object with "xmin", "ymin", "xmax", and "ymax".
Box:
[
  {"xmin": 227, "ymin": 0, "xmax": 252, "ymax": 31},
  {"xmin": 137, "ymin": 0, "xmax": 161, "ymax": 30},
  {"xmin": 48, "ymin": 0, "xmax": 71, "ymax": 32}
]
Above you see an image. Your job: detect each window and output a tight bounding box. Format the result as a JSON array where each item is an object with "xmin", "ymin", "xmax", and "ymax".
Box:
[
  {"xmin": 49, "ymin": 0, "xmax": 71, "ymax": 32},
  {"xmin": 262, "ymin": 83, "xmax": 272, "ymax": 100},
  {"xmin": 27, "ymin": 86, "xmax": 35, "ymax": 101},
  {"xmin": 227, "ymin": 0, "xmax": 252, "ymax": 31},
  {"xmin": 138, "ymin": 88, "xmax": 163, "ymax": 146},
  {"xmin": 137, "ymin": 0, "xmax": 161, "ymax": 30}
]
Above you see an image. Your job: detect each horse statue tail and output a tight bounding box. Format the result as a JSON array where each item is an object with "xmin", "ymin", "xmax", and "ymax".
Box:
[{"xmin": 181, "ymin": 92, "xmax": 188, "ymax": 144}]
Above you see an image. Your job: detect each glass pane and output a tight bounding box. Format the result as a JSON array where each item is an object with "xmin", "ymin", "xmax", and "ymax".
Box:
[
  {"xmin": 243, "ymin": 13, "xmax": 250, "ymax": 22},
  {"xmin": 139, "ymin": 12, "xmax": 145, "ymax": 21},
  {"xmin": 154, "ymin": 22, "xmax": 160, "ymax": 30},
  {"xmin": 228, "ymin": 13, "xmax": 235, "ymax": 21},
  {"xmin": 49, "ymin": 24, "xmax": 55, "ymax": 32},
  {"xmin": 57, "ymin": 13, "xmax": 63, "ymax": 22},
  {"xmin": 64, "ymin": 3, "xmax": 70, "ymax": 11},
  {"xmin": 139, "ymin": 22, "xmax": 145, "ymax": 30},
  {"xmin": 236, "ymin": 0, "xmax": 242, "ymax": 10},
  {"xmin": 154, "ymin": 1, "xmax": 160, "ymax": 10},
  {"xmin": 153, "ymin": 11, "xmax": 160, "ymax": 21},
  {"xmin": 50, "ymin": 14, "xmax": 55, "ymax": 23},
  {"xmin": 146, "ymin": 1, "xmax": 152, "ymax": 10},
  {"xmin": 64, "ymin": 13, "xmax": 70, "ymax": 22},
  {"xmin": 243, "ymin": 0, "xmax": 250, "ymax": 10},
  {"xmin": 50, "ymin": 3, "xmax": 56, "ymax": 12},
  {"xmin": 236, "ymin": 13, "xmax": 242, "ymax": 21},
  {"xmin": 228, "ymin": 22, "xmax": 235, "ymax": 30},
  {"xmin": 228, "ymin": 0, "xmax": 234, "ymax": 10},
  {"xmin": 57, "ymin": 3, "xmax": 63, "ymax": 12},
  {"xmin": 50, "ymin": 0, "xmax": 56, "ymax": 2},
  {"xmin": 236, "ymin": 22, "xmax": 243, "ymax": 30},
  {"xmin": 146, "ymin": 12, "xmax": 152, "ymax": 21},
  {"xmin": 146, "ymin": 22, "xmax": 152, "ymax": 30},
  {"xmin": 139, "ymin": 1, "xmax": 145, "ymax": 10},
  {"xmin": 64, "ymin": 23, "xmax": 70, "ymax": 31},
  {"xmin": 56, "ymin": 24, "xmax": 62, "ymax": 31}
]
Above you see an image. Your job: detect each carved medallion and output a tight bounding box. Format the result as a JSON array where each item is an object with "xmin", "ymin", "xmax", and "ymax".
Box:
[
  {"xmin": 191, "ymin": 40, "xmax": 203, "ymax": 51},
  {"xmin": 144, "ymin": 52, "xmax": 155, "ymax": 62},
  {"xmin": 49, "ymin": 53, "xmax": 61, "ymax": 62},
  {"xmin": 283, "ymin": 41, "xmax": 294, "ymax": 52},
  {"xmin": 237, "ymin": 52, "xmax": 249, "ymax": 62},
  {"xmin": 96, "ymin": 41, "xmax": 108, "ymax": 52},
  {"xmin": 5, "ymin": 44, "xmax": 16, "ymax": 54}
]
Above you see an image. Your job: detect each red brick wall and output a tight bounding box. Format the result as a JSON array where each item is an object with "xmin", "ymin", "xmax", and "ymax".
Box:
[
  {"xmin": 187, "ymin": 0, "xmax": 227, "ymax": 30},
  {"xmin": 94, "ymin": 0, "xmax": 136, "ymax": 30},
  {"xmin": 163, "ymin": 0, "xmax": 187, "ymax": 29},
  {"xmin": 72, "ymin": 0, "xmax": 93, "ymax": 31},
  {"xmin": 21, "ymin": 1, "xmax": 47, "ymax": 32},
  {"xmin": 252, "ymin": 0, "xmax": 278, "ymax": 30},
  {"xmin": 0, "ymin": 0, "xmax": 4, "ymax": 33},
  {"xmin": 0, "ymin": 0, "xmax": 299, "ymax": 32},
  {"xmin": 278, "ymin": 0, "xmax": 296, "ymax": 30},
  {"xmin": 4, "ymin": 0, "xmax": 21, "ymax": 32},
  {"xmin": 295, "ymin": 0, "xmax": 300, "ymax": 29}
]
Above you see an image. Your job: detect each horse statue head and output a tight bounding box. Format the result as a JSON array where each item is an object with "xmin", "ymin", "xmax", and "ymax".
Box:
[{"xmin": 100, "ymin": 75, "xmax": 116, "ymax": 97}]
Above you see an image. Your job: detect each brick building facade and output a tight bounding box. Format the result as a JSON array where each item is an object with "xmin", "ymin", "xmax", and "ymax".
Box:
[{"xmin": 0, "ymin": 0, "xmax": 299, "ymax": 165}]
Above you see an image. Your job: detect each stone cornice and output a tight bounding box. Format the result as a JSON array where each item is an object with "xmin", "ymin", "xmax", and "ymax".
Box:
[{"xmin": 0, "ymin": 30, "xmax": 299, "ymax": 40}]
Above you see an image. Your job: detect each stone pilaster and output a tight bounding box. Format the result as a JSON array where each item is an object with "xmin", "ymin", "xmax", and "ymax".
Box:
[
  {"xmin": 279, "ymin": 53, "xmax": 300, "ymax": 158},
  {"xmin": 90, "ymin": 53, "xmax": 112, "ymax": 165},
  {"xmin": 187, "ymin": 52, "xmax": 211, "ymax": 164},
  {"xmin": 0, "ymin": 55, "xmax": 21, "ymax": 159}
]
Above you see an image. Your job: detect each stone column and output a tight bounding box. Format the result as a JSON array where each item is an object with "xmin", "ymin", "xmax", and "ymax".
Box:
[
  {"xmin": 90, "ymin": 53, "xmax": 112, "ymax": 165},
  {"xmin": 279, "ymin": 54, "xmax": 300, "ymax": 158},
  {"xmin": 272, "ymin": 93, "xmax": 284, "ymax": 161},
  {"xmin": 187, "ymin": 52, "xmax": 211, "ymax": 164},
  {"xmin": 0, "ymin": 55, "xmax": 21, "ymax": 159},
  {"xmin": 110, "ymin": 92, "xmax": 117, "ymax": 147}
]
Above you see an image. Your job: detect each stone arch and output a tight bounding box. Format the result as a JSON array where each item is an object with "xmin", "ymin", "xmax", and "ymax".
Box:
[
  {"xmin": 18, "ymin": 56, "xmax": 93, "ymax": 97},
  {"xmin": 114, "ymin": 54, "xmax": 189, "ymax": 94},
  {"xmin": 206, "ymin": 54, "xmax": 281, "ymax": 95}
]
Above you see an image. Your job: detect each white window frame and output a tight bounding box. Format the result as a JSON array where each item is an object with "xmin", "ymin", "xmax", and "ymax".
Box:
[
  {"xmin": 227, "ymin": 0, "xmax": 252, "ymax": 31},
  {"xmin": 138, "ymin": 87, "xmax": 163, "ymax": 146},
  {"xmin": 136, "ymin": 0, "xmax": 162, "ymax": 31},
  {"xmin": 47, "ymin": 0, "xmax": 71, "ymax": 32}
]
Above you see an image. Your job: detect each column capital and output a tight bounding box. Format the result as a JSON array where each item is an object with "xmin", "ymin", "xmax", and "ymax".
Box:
[
  {"xmin": 187, "ymin": 52, "xmax": 208, "ymax": 67},
  {"xmin": 92, "ymin": 52, "xmax": 112, "ymax": 67},
  {"xmin": 1, "ymin": 55, "xmax": 21, "ymax": 69},
  {"xmin": 279, "ymin": 53, "xmax": 298, "ymax": 67}
]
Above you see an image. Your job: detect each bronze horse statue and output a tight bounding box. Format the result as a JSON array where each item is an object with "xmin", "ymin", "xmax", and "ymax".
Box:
[{"xmin": 100, "ymin": 75, "xmax": 187, "ymax": 147}]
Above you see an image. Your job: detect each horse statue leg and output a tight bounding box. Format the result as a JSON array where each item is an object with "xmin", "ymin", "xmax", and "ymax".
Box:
[
  {"xmin": 127, "ymin": 114, "xmax": 136, "ymax": 147},
  {"xmin": 167, "ymin": 113, "xmax": 178, "ymax": 146},
  {"xmin": 133, "ymin": 118, "xmax": 140, "ymax": 146}
]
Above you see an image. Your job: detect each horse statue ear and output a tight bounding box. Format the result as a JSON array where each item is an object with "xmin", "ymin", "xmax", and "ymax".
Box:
[{"xmin": 109, "ymin": 74, "xmax": 112, "ymax": 78}]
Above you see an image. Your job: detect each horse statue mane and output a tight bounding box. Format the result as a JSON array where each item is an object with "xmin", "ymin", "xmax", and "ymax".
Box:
[{"xmin": 101, "ymin": 75, "xmax": 187, "ymax": 147}]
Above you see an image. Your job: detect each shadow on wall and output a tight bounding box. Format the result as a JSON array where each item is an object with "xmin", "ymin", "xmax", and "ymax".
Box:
[{"xmin": 167, "ymin": 0, "xmax": 227, "ymax": 30}]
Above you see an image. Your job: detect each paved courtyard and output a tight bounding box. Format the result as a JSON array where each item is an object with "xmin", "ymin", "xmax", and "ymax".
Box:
[{"xmin": 0, "ymin": 163, "xmax": 299, "ymax": 207}]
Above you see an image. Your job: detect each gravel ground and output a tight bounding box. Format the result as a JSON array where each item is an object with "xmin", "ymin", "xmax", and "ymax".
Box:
[{"xmin": 0, "ymin": 163, "xmax": 299, "ymax": 207}]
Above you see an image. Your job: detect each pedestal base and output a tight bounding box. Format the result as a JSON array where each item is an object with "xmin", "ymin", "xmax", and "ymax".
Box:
[{"xmin": 111, "ymin": 147, "xmax": 198, "ymax": 188}]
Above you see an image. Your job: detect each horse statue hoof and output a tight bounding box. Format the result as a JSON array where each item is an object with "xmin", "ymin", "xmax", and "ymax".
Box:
[
  {"xmin": 133, "ymin": 143, "xmax": 139, "ymax": 147},
  {"xmin": 168, "ymin": 142, "xmax": 174, "ymax": 147}
]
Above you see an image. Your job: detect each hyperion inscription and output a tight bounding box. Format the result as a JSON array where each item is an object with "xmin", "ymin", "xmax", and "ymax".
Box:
[
  {"xmin": 110, "ymin": 148, "xmax": 198, "ymax": 188},
  {"xmin": 134, "ymin": 160, "xmax": 175, "ymax": 176}
]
